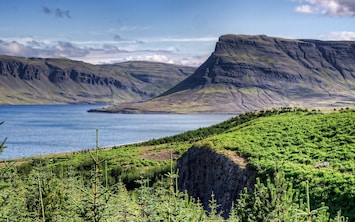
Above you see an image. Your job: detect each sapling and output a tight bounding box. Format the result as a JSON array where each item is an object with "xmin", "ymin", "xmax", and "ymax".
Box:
[{"xmin": 0, "ymin": 121, "xmax": 6, "ymax": 154}]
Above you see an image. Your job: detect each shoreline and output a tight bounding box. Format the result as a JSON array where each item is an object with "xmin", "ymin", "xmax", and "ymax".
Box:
[{"xmin": 0, "ymin": 141, "xmax": 146, "ymax": 164}]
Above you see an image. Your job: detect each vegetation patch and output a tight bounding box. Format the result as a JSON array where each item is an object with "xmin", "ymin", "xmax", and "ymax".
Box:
[
  {"xmin": 0, "ymin": 107, "xmax": 353, "ymax": 221},
  {"xmin": 200, "ymin": 108, "xmax": 355, "ymax": 218}
]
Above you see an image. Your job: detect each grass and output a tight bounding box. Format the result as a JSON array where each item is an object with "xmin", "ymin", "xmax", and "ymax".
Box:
[
  {"xmin": 1, "ymin": 107, "xmax": 354, "ymax": 220},
  {"xmin": 197, "ymin": 109, "xmax": 355, "ymax": 218}
]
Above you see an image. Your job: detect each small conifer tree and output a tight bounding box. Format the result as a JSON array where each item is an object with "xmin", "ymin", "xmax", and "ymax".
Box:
[{"xmin": 0, "ymin": 121, "xmax": 7, "ymax": 155}]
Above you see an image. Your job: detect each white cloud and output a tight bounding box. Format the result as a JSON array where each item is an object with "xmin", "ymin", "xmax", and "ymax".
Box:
[
  {"xmin": 70, "ymin": 36, "xmax": 217, "ymax": 46},
  {"xmin": 319, "ymin": 31, "xmax": 355, "ymax": 40},
  {"xmin": 0, "ymin": 41, "xmax": 36, "ymax": 56},
  {"xmin": 149, "ymin": 37, "xmax": 218, "ymax": 43},
  {"xmin": 81, "ymin": 48, "xmax": 206, "ymax": 66},
  {"xmin": 295, "ymin": 4, "xmax": 315, "ymax": 14},
  {"xmin": 0, "ymin": 38, "xmax": 207, "ymax": 67},
  {"xmin": 294, "ymin": 0, "xmax": 355, "ymax": 16}
]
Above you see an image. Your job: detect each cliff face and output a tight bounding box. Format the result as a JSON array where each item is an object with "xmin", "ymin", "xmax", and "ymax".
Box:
[
  {"xmin": 94, "ymin": 34, "xmax": 354, "ymax": 114},
  {"xmin": 177, "ymin": 147, "xmax": 255, "ymax": 218},
  {"xmin": 0, "ymin": 56, "xmax": 194, "ymax": 104}
]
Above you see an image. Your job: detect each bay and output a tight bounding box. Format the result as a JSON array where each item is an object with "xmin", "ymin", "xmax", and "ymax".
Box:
[{"xmin": 0, "ymin": 105, "xmax": 233, "ymax": 160}]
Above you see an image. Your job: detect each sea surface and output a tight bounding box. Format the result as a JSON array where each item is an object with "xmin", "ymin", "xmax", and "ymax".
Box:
[{"xmin": 0, "ymin": 105, "xmax": 233, "ymax": 160}]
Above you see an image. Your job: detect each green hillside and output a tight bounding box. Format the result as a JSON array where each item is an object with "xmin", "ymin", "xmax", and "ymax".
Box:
[
  {"xmin": 0, "ymin": 108, "xmax": 354, "ymax": 221},
  {"xmin": 197, "ymin": 109, "xmax": 355, "ymax": 217}
]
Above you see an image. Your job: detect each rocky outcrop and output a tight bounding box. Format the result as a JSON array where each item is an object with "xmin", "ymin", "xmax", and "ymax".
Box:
[
  {"xmin": 177, "ymin": 147, "xmax": 255, "ymax": 218},
  {"xmin": 0, "ymin": 56, "xmax": 194, "ymax": 104},
  {"xmin": 94, "ymin": 34, "xmax": 355, "ymax": 114}
]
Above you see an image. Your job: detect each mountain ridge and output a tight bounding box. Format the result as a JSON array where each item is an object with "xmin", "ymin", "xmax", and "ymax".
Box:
[
  {"xmin": 91, "ymin": 34, "xmax": 355, "ymax": 114},
  {"xmin": 0, "ymin": 55, "xmax": 195, "ymax": 104}
]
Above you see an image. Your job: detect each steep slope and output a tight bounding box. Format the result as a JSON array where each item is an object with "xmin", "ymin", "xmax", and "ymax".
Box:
[
  {"xmin": 0, "ymin": 55, "xmax": 194, "ymax": 104},
  {"xmin": 91, "ymin": 34, "xmax": 355, "ymax": 114}
]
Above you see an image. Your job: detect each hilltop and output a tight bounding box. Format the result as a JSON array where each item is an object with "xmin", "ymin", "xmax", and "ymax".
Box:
[
  {"xmin": 0, "ymin": 55, "xmax": 195, "ymax": 104},
  {"xmin": 91, "ymin": 34, "xmax": 355, "ymax": 113}
]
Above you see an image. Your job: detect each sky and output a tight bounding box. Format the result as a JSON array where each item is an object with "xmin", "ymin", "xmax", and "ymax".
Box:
[{"xmin": 0, "ymin": 0, "xmax": 355, "ymax": 67}]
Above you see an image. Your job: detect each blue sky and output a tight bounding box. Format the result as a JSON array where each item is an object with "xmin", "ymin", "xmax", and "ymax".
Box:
[{"xmin": 0, "ymin": 0, "xmax": 354, "ymax": 66}]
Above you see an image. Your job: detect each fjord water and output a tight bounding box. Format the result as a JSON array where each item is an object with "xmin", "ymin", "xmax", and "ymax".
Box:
[{"xmin": 0, "ymin": 105, "xmax": 233, "ymax": 160}]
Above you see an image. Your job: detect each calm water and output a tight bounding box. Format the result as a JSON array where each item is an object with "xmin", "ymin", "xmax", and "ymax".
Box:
[{"xmin": 0, "ymin": 105, "xmax": 233, "ymax": 160}]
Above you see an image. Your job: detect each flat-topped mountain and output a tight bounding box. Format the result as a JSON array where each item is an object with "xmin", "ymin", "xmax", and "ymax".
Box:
[
  {"xmin": 91, "ymin": 34, "xmax": 355, "ymax": 114},
  {"xmin": 0, "ymin": 55, "xmax": 195, "ymax": 104}
]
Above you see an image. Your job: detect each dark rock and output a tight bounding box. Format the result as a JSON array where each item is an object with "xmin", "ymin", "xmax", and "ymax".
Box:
[
  {"xmin": 48, "ymin": 69, "xmax": 69, "ymax": 83},
  {"xmin": 177, "ymin": 147, "xmax": 255, "ymax": 218},
  {"xmin": 19, "ymin": 65, "xmax": 42, "ymax": 80}
]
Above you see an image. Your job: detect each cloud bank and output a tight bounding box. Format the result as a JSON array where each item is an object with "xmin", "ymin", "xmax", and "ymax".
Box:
[
  {"xmin": 0, "ymin": 38, "xmax": 207, "ymax": 67},
  {"xmin": 319, "ymin": 31, "xmax": 355, "ymax": 40},
  {"xmin": 295, "ymin": 0, "xmax": 355, "ymax": 16}
]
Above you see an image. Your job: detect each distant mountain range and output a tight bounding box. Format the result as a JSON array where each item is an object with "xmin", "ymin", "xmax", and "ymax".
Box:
[
  {"xmin": 0, "ymin": 56, "xmax": 194, "ymax": 104},
  {"xmin": 90, "ymin": 34, "xmax": 355, "ymax": 114}
]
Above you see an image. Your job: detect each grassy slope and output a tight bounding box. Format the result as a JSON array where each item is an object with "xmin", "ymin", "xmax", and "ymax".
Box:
[
  {"xmin": 197, "ymin": 109, "xmax": 355, "ymax": 218},
  {"xmin": 92, "ymin": 84, "xmax": 291, "ymax": 114},
  {"xmin": 8, "ymin": 108, "xmax": 355, "ymax": 219}
]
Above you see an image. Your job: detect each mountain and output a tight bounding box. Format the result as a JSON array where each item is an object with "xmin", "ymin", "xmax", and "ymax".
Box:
[
  {"xmin": 90, "ymin": 34, "xmax": 355, "ymax": 114},
  {"xmin": 0, "ymin": 55, "xmax": 195, "ymax": 104}
]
